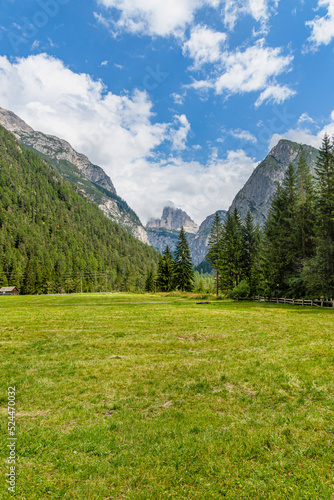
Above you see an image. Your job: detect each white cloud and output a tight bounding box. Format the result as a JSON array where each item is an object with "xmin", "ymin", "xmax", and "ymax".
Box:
[
  {"xmin": 101, "ymin": 60, "xmax": 108, "ymax": 66},
  {"xmin": 306, "ymin": 0, "xmax": 334, "ymax": 48},
  {"xmin": 172, "ymin": 92, "xmax": 185, "ymax": 105},
  {"xmin": 269, "ymin": 110, "xmax": 334, "ymax": 150},
  {"xmin": 188, "ymin": 39, "xmax": 294, "ymax": 105},
  {"xmin": 255, "ymin": 84, "xmax": 296, "ymax": 107},
  {"xmin": 223, "ymin": 0, "xmax": 279, "ymax": 30},
  {"xmin": 215, "ymin": 40, "xmax": 293, "ymax": 95},
  {"xmin": 96, "ymin": 0, "xmax": 217, "ymax": 37},
  {"xmin": 170, "ymin": 114, "xmax": 191, "ymax": 150},
  {"xmin": 298, "ymin": 112, "xmax": 315, "ymax": 124},
  {"xmin": 182, "ymin": 25, "xmax": 227, "ymax": 68},
  {"xmin": 230, "ymin": 129, "xmax": 258, "ymax": 143},
  {"xmin": 96, "ymin": 0, "xmax": 278, "ymax": 37},
  {"xmin": 0, "ymin": 53, "xmax": 256, "ymax": 224}
]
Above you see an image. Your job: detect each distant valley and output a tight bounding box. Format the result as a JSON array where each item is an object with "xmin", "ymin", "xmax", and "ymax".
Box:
[{"xmin": 0, "ymin": 107, "xmax": 320, "ymax": 267}]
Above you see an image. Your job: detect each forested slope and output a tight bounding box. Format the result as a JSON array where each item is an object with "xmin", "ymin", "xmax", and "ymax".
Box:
[{"xmin": 0, "ymin": 125, "xmax": 159, "ymax": 293}]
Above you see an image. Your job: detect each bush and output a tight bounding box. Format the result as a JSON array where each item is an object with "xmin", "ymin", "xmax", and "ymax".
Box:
[{"xmin": 229, "ymin": 280, "xmax": 250, "ymax": 299}]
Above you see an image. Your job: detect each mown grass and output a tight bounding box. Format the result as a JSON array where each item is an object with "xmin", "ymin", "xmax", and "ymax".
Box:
[{"xmin": 1, "ymin": 293, "xmax": 334, "ymax": 499}]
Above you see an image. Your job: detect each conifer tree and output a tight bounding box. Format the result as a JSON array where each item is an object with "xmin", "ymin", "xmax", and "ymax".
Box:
[
  {"xmin": 241, "ymin": 211, "xmax": 260, "ymax": 292},
  {"xmin": 263, "ymin": 164, "xmax": 299, "ymax": 295},
  {"xmin": 303, "ymin": 135, "xmax": 334, "ymax": 296},
  {"xmin": 144, "ymin": 268, "xmax": 155, "ymax": 293},
  {"xmin": 219, "ymin": 208, "xmax": 243, "ymax": 291},
  {"xmin": 207, "ymin": 211, "xmax": 224, "ymax": 295},
  {"xmin": 156, "ymin": 245, "xmax": 175, "ymax": 292},
  {"xmin": 174, "ymin": 227, "xmax": 194, "ymax": 292},
  {"xmin": 296, "ymin": 146, "xmax": 316, "ymax": 259}
]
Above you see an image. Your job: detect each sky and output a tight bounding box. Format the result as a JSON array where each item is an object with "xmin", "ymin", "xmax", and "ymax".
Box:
[{"xmin": 1, "ymin": 1, "xmax": 334, "ymax": 224}]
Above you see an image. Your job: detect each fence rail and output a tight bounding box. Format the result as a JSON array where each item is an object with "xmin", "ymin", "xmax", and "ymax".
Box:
[{"xmin": 235, "ymin": 296, "xmax": 334, "ymax": 308}]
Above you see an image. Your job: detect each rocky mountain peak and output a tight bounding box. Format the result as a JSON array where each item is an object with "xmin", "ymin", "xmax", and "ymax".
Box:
[
  {"xmin": 269, "ymin": 139, "xmax": 300, "ymax": 165},
  {"xmin": 0, "ymin": 107, "xmax": 34, "ymax": 134},
  {"xmin": 146, "ymin": 206, "xmax": 199, "ymax": 234},
  {"xmin": 229, "ymin": 139, "xmax": 319, "ymax": 227},
  {"xmin": 0, "ymin": 107, "xmax": 116, "ymax": 195}
]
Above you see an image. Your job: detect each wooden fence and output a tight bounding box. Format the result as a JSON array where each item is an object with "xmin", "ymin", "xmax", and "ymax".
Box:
[{"xmin": 235, "ymin": 295, "xmax": 334, "ymax": 308}]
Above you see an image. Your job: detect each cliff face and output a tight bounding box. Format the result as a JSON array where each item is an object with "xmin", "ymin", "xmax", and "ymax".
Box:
[
  {"xmin": 189, "ymin": 210, "xmax": 227, "ymax": 265},
  {"xmin": 229, "ymin": 139, "xmax": 319, "ymax": 226},
  {"xmin": 0, "ymin": 107, "xmax": 150, "ymax": 245},
  {"xmin": 146, "ymin": 207, "xmax": 226, "ymax": 265},
  {"xmin": 147, "ymin": 206, "xmax": 199, "ymax": 234}
]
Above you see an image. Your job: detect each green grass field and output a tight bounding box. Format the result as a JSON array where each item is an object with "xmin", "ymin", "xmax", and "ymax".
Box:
[{"xmin": 1, "ymin": 293, "xmax": 334, "ymax": 499}]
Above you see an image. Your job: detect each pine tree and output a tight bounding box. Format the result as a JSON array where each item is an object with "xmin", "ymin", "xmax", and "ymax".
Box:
[
  {"xmin": 219, "ymin": 208, "xmax": 244, "ymax": 292},
  {"xmin": 303, "ymin": 135, "xmax": 334, "ymax": 296},
  {"xmin": 22, "ymin": 259, "xmax": 36, "ymax": 295},
  {"xmin": 145, "ymin": 268, "xmax": 155, "ymax": 293},
  {"xmin": 207, "ymin": 211, "xmax": 224, "ymax": 296},
  {"xmin": 314, "ymin": 134, "xmax": 334, "ymax": 238},
  {"xmin": 296, "ymin": 146, "xmax": 316, "ymax": 259},
  {"xmin": 241, "ymin": 211, "xmax": 260, "ymax": 293},
  {"xmin": 174, "ymin": 227, "xmax": 194, "ymax": 292},
  {"xmin": 263, "ymin": 164, "xmax": 299, "ymax": 295},
  {"xmin": 156, "ymin": 245, "xmax": 175, "ymax": 292}
]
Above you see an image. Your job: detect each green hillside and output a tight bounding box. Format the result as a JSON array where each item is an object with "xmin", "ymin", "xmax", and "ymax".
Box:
[{"xmin": 0, "ymin": 125, "xmax": 159, "ymax": 293}]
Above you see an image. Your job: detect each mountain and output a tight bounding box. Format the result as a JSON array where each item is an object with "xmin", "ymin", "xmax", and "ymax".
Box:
[
  {"xmin": 189, "ymin": 210, "xmax": 227, "ymax": 265},
  {"xmin": 146, "ymin": 206, "xmax": 226, "ymax": 265},
  {"xmin": 0, "ymin": 125, "xmax": 159, "ymax": 293},
  {"xmin": 0, "ymin": 107, "xmax": 149, "ymax": 244},
  {"xmin": 147, "ymin": 206, "xmax": 199, "ymax": 233},
  {"xmin": 229, "ymin": 139, "xmax": 319, "ymax": 226}
]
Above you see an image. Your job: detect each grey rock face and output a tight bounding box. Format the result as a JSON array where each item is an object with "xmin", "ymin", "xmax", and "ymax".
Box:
[
  {"xmin": 146, "ymin": 207, "xmax": 226, "ymax": 265},
  {"xmin": 147, "ymin": 206, "xmax": 199, "ymax": 234},
  {"xmin": 189, "ymin": 210, "xmax": 227, "ymax": 265},
  {"xmin": 0, "ymin": 107, "xmax": 150, "ymax": 245},
  {"xmin": 229, "ymin": 139, "xmax": 319, "ymax": 226},
  {"xmin": 0, "ymin": 108, "xmax": 116, "ymax": 194}
]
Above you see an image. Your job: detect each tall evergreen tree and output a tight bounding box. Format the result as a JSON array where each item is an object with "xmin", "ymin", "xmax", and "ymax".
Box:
[
  {"xmin": 144, "ymin": 268, "xmax": 155, "ymax": 293},
  {"xmin": 296, "ymin": 146, "xmax": 316, "ymax": 259},
  {"xmin": 303, "ymin": 135, "xmax": 334, "ymax": 296},
  {"xmin": 156, "ymin": 245, "xmax": 175, "ymax": 292},
  {"xmin": 263, "ymin": 164, "xmax": 299, "ymax": 295},
  {"xmin": 219, "ymin": 208, "xmax": 243, "ymax": 291},
  {"xmin": 241, "ymin": 211, "xmax": 260, "ymax": 293},
  {"xmin": 207, "ymin": 211, "xmax": 224, "ymax": 295},
  {"xmin": 174, "ymin": 227, "xmax": 194, "ymax": 292}
]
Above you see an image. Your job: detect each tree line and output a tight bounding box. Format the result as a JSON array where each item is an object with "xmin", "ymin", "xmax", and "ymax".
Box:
[{"xmin": 206, "ymin": 135, "xmax": 334, "ymax": 299}]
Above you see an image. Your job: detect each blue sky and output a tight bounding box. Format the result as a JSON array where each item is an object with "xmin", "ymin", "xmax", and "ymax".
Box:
[{"xmin": 1, "ymin": 0, "xmax": 334, "ymax": 224}]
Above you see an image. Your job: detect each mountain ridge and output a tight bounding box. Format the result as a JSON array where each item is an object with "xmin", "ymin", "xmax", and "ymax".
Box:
[
  {"xmin": 229, "ymin": 139, "xmax": 319, "ymax": 226},
  {"xmin": 0, "ymin": 107, "xmax": 150, "ymax": 244}
]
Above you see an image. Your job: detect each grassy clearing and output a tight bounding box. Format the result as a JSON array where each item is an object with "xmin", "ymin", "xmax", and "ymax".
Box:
[{"xmin": 1, "ymin": 293, "xmax": 334, "ymax": 499}]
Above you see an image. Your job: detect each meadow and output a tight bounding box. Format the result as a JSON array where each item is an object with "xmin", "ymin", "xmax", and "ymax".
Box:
[{"xmin": 1, "ymin": 293, "xmax": 334, "ymax": 499}]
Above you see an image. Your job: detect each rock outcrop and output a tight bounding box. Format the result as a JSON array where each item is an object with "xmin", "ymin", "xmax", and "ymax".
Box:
[
  {"xmin": 147, "ymin": 206, "xmax": 199, "ymax": 234},
  {"xmin": 146, "ymin": 207, "xmax": 226, "ymax": 265},
  {"xmin": 229, "ymin": 139, "xmax": 319, "ymax": 226}
]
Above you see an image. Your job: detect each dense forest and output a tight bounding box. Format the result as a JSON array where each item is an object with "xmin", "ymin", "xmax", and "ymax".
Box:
[
  {"xmin": 0, "ymin": 125, "xmax": 159, "ymax": 294},
  {"xmin": 206, "ymin": 135, "xmax": 334, "ymax": 299}
]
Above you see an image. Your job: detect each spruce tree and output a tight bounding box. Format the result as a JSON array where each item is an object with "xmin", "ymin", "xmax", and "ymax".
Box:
[
  {"xmin": 144, "ymin": 268, "xmax": 155, "ymax": 293},
  {"xmin": 241, "ymin": 211, "xmax": 260, "ymax": 293},
  {"xmin": 303, "ymin": 135, "xmax": 334, "ymax": 296},
  {"xmin": 207, "ymin": 211, "xmax": 224, "ymax": 295},
  {"xmin": 219, "ymin": 208, "xmax": 243, "ymax": 291},
  {"xmin": 263, "ymin": 164, "xmax": 299, "ymax": 295},
  {"xmin": 296, "ymin": 146, "xmax": 316, "ymax": 259},
  {"xmin": 174, "ymin": 227, "xmax": 194, "ymax": 292}
]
